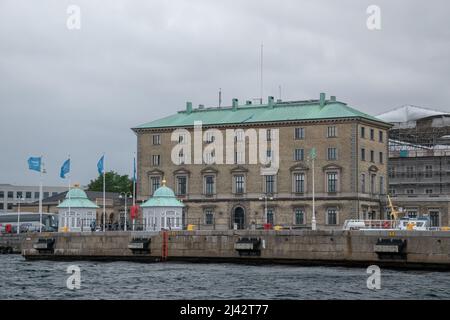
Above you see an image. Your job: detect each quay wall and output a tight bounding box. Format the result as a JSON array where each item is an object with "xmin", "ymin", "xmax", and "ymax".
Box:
[
  {"xmin": 20, "ymin": 230, "xmax": 450, "ymax": 269},
  {"xmin": 0, "ymin": 234, "xmax": 24, "ymax": 253}
]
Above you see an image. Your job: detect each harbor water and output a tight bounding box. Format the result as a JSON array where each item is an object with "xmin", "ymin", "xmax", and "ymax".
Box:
[{"xmin": 0, "ymin": 255, "xmax": 449, "ymax": 299}]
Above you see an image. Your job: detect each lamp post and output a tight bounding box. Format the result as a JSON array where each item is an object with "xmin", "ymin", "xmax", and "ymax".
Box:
[
  {"xmin": 258, "ymin": 195, "xmax": 273, "ymax": 225},
  {"xmin": 308, "ymin": 148, "xmax": 317, "ymax": 231},
  {"xmin": 119, "ymin": 192, "xmax": 132, "ymax": 231},
  {"xmin": 16, "ymin": 196, "xmax": 25, "ymax": 234}
]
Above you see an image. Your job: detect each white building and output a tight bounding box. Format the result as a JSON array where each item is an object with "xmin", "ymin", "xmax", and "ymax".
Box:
[
  {"xmin": 141, "ymin": 182, "xmax": 184, "ymax": 231},
  {"xmin": 0, "ymin": 184, "xmax": 67, "ymax": 214},
  {"xmin": 57, "ymin": 187, "xmax": 99, "ymax": 232}
]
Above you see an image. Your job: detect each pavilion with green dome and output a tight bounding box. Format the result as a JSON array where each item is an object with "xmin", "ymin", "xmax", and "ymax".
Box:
[
  {"xmin": 57, "ymin": 186, "xmax": 99, "ymax": 232},
  {"xmin": 141, "ymin": 180, "xmax": 184, "ymax": 231}
]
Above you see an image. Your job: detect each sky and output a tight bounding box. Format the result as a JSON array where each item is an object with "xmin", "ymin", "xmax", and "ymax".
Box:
[{"xmin": 1, "ymin": 0, "xmax": 449, "ymax": 186}]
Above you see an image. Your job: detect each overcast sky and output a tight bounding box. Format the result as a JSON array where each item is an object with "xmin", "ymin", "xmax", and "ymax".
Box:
[{"xmin": 1, "ymin": 0, "xmax": 449, "ymax": 186}]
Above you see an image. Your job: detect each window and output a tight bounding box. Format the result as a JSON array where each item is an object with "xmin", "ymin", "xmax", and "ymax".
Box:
[
  {"xmin": 176, "ymin": 176, "xmax": 187, "ymax": 196},
  {"xmin": 294, "ymin": 149, "xmax": 304, "ymax": 161},
  {"xmin": 406, "ymin": 189, "xmax": 414, "ymax": 195},
  {"xmin": 389, "ymin": 188, "xmax": 396, "ymax": 195},
  {"xmin": 152, "ymin": 134, "xmax": 161, "ymax": 145},
  {"xmin": 379, "ymin": 152, "xmax": 383, "ymax": 164},
  {"xmin": 360, "ymin": 174, "xmax": 366, "ymax": 193},
  {"xmin": 7, "ymin": 191, "xmax": 13, "ymax": 199},
  {"xmin": 295, "ymin": 127, "xmax": 305, "ymax": 140},
  {"xmin": 16, "ymin": 191, "xmax": 23, "ymax": 199},
  {"xmin": 379, "ymin": 131, "xmax": 383, "ymax": 143},
  {"xmin": 293, "ymin": 173, "xmax": 305, "ymax": 193},
  {"xmin": 429, "ymin": 211, "xmax": 440, "ymax": 227},
  {"xmin": 426, "ymin": 189, "xmax": 433, "ymax": 194},
  {"xmin": 370, "ymin": 129, "xmax": 374, "ymax": 140},
  {"xmin": 0, "ymin": 203, "xmax": 3, "ymax": 210},
  {"xmin": 327, "ymin": 126, "xmax": 337, "ymax": 138},
  {"xmin": 152, "ymin": 155, "xmax": 161, "ymax": 166},
  {"xmin": 34, "ymin": 192, "xmax": 39, "ymax": 199},
  {"xmin": 204, "ymin": 176, "xmax": 215, "ymax": 195},
  {"xmin": 234, "ymin": 175, "xmax": 245, "ymax": 194},
  {"xmin": 425, "ymin": 165, "xmax": 433, "ymax": 178},
  {"xmin": 43, "ymin": 192, "xmax": 49, "ymax": 199},
  {"xmin": 26, "ymin": 192, "xmax": 32, "ymax": 199},
  {"xmin": 406, "ymin": 166, "xmax": 415, "ymax": 178},
  {"xmin": 265, "ymin": 175, "xmax": 275, "ymax": 194},
  {"xmin": 150, "ymin": 177, "xmax": 160, "ymax": 195},
  {"xmin": 370, "ymin": 150, "xmax": 374, "ymax": 162},
  {"xmin": 205, "ymin": 209, "xmax": 214, "ymax": 225},
  {"xmin": 7, "ymin": 203, "xmax": 13, "ymax": 210},
  {"xmin": 327, "ymin": 148, "xmax": 337, "ymax": 161},
  {"xmin": 205, "ymin": 132, "xmax": 215, "ymax": 144},
  {"xmin": 266, "ymin": 129, "xmax": 272, "ymax": 141},
  {"xmin": 0, "ymin": 191, "xmax": 3, "ymax": 198},
  {"xmin": 388, "ymin": 167, "xmax": 395, "ymax": 178},
  {"xmin": 178, "ymin": 134, "xmax": 186, "ymax": 144},
  {"xmin": 52, "ymin": 192, "xmax": 58, "ymax": 196},
  {"xmin": 327, "ymin": 172, "xmax": 338, "ymax": 193},
  {"xmin": 294, "ymin": 208, "xmax": 305, "ymax": 225},
  {"xmin": 360, "ymin": 127, "xmax": 365, "ymax": 138},
  {"xmin": 326, "ymin": 208, "xmax": 338, "ymax": 225},
  {"xmin": 266, "ymin": 208, "xmax": 274, "ymax": 225},
  {"xmin": 266, "ymin": 149, "xmax": 272, "ymax": 159},
  {"xmin": 235, "ymin": 130, "xmax": 244, "ymax": 142},
  {"xmin": 406, "ymin": 209, "xmax": 417, "ymax": 218},
  {"xmin": 379, "ymin": 176, "xmax": 385, "ymax": 194},
  {"xmin": 361, "ymin": 148, "xmax": 366, "ymax": 161},
  {"xmin": 370, "ymin": 174, "xmax": 376, "ymax": 194}
]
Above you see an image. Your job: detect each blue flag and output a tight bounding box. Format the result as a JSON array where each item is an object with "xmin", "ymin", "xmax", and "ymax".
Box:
[
  {"xmin": 133, "ymin": 157, "xmax": 136, "ymax": 182},
  {"xmin": 60, "ymin": 158, "xmax": 70, "ymax": 179},
  {"xmin": 97, "ymin": 155, "xmax": 104, "ymax": 175},
  {"xmin": 27, "ymin": 157, "xmax": 42, "ymax": 172}
]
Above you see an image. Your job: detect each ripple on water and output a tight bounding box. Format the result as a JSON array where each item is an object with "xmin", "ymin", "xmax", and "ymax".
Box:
[{"xmin": 0, "ymin": 255, "xmax": 449, "ymax": 299}]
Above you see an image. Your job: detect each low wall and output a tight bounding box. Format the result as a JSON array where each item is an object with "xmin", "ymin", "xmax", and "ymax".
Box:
[
  {"xmin": 21, "ymin": 230, "xmax": 450, "ymax": 270},
  {"xmin": 0, "ymin": 234, "xmax": 24, "ymax": 253}
]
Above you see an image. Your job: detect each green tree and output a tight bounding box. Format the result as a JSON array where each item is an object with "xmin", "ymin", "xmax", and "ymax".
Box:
[{"xmin": 87, "ymin": 171, "xmax": 133, "ymax": 193}]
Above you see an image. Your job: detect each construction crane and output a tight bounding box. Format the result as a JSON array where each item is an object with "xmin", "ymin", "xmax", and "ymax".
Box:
[{"xmin": 387, "ymin": 195, "xmax": 401, "ymax": 220}]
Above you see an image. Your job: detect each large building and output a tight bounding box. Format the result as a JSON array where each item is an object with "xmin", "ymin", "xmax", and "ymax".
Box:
[
  {"xmin": 133, "ymin": 94, "xmax": 391, "ymax": 230},
  {"xmin": 0, "ymin": 184, "xmax": 67, "ymax": 214},
  {"xmin": 378, "ymin": 105, "xmax": 450, "ymax": 227}
]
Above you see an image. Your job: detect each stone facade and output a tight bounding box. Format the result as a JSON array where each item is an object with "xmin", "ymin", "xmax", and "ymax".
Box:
[{"xmin": 134, "ymin": 100, "xmax": 391, "ymax": 230}]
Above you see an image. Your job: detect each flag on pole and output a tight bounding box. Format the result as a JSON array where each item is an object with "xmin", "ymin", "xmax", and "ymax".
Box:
[
  {"xmin": 97, "ymin": 155, "xmax": 104, "ymax": 175},
  {"xmin": 60, "ymin": 158, "xmax": 70, "ymax": 179},
  {"xmin": 27, "ymin": 157, "xmax": 42, "ymax": 172},
  {"xmin": 309, "ymin": 147, "xmax": 317, "ymax": 160},
  {"xmin": 133, "ymin": 157, "xmax": 136, "ymax": 182}
]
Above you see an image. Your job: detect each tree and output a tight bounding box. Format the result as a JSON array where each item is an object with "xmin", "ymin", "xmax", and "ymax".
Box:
[{"xmin": 87, "ymin": 171, "xmax": 133, "ymax": 193}]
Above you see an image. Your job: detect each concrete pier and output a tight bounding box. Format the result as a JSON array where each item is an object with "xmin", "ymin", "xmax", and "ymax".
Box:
[{"xmin": 20, "ymin": 230, "xmax": 450, "ymax": 270}]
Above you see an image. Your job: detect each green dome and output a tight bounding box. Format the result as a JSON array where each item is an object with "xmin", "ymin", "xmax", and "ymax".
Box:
[
  {"xmin": 153, "ymin": 186, "xmax": 176, "ymax": 197},
  {"xmin": 66, "ymin": 188, "xmax": 88, "ymax": 199},
  {"xmin": 141, "ymin": 185, "xmax": 184, "ymax": 208}
]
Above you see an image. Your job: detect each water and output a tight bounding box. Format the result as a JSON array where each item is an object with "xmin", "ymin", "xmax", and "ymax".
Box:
[{"xmin": 0, "ymin": 255, "xmax": 449, "ymax": 299}]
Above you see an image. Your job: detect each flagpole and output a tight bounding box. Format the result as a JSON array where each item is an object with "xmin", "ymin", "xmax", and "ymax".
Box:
[
  {"xmin": 68, "ymin": 155, "xmax": 71, "ymax": 232},
  {"xmin": 103, "ymin": 154, "xmax": 106, "ymax": 232},
  {"xmin": 39, "ymin": 155, "xmax": 43, "ymax": 233},
  {"xmin": 132, "ymin": 154, "xmax": 136, "ymax": 231}
]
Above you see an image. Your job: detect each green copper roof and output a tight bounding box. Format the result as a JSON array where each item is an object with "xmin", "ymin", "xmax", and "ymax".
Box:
[
  {"xmin": 57, "ymin": 187, "xmax": 99, "ymax": 209},
  {"xmin": 133, "ymin": 100, "xmax": 389, "ymax": 130},
  {"xmin": 141, "ymin": 186, "xmax": 184, "ymax": 208}
]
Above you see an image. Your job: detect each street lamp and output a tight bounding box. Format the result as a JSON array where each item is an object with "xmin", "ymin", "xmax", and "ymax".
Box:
[
  {"xmin": 307, "ymin": 148, "xmax": 317, "ymax": 231},
  {"xmin": 16, "ymin": 196, "xmax": 25, "ymax": 234},
  {"xmin": 258, "ymin": 195, "xmax": 273, "ymax": 225},
  {"xmin": 119, "ymin": 192, "xmax": 133, "ymax": 231}
]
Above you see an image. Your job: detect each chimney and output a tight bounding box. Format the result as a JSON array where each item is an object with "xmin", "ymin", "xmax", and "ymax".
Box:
[
  {"xmin": 319, "ymin": 93, "xmax": 326, "ymax": 108},
  {"xmin": 268, "ymin": 96, "xmax": 274, "ymax": 109},
  {"xmin": 245, "ymin": 100, "xmax": 252, "ymax": 105},
  {"xmin": 186, "ymin": 101, "xmax": 192, "ymax": 114},
  {"xmin": 330, "ymin": 96, "xmax": 336, "ymax": 102},
  {"xmin": 232, "ymin": 98, "xmax": 238, "ymax": 111}
]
